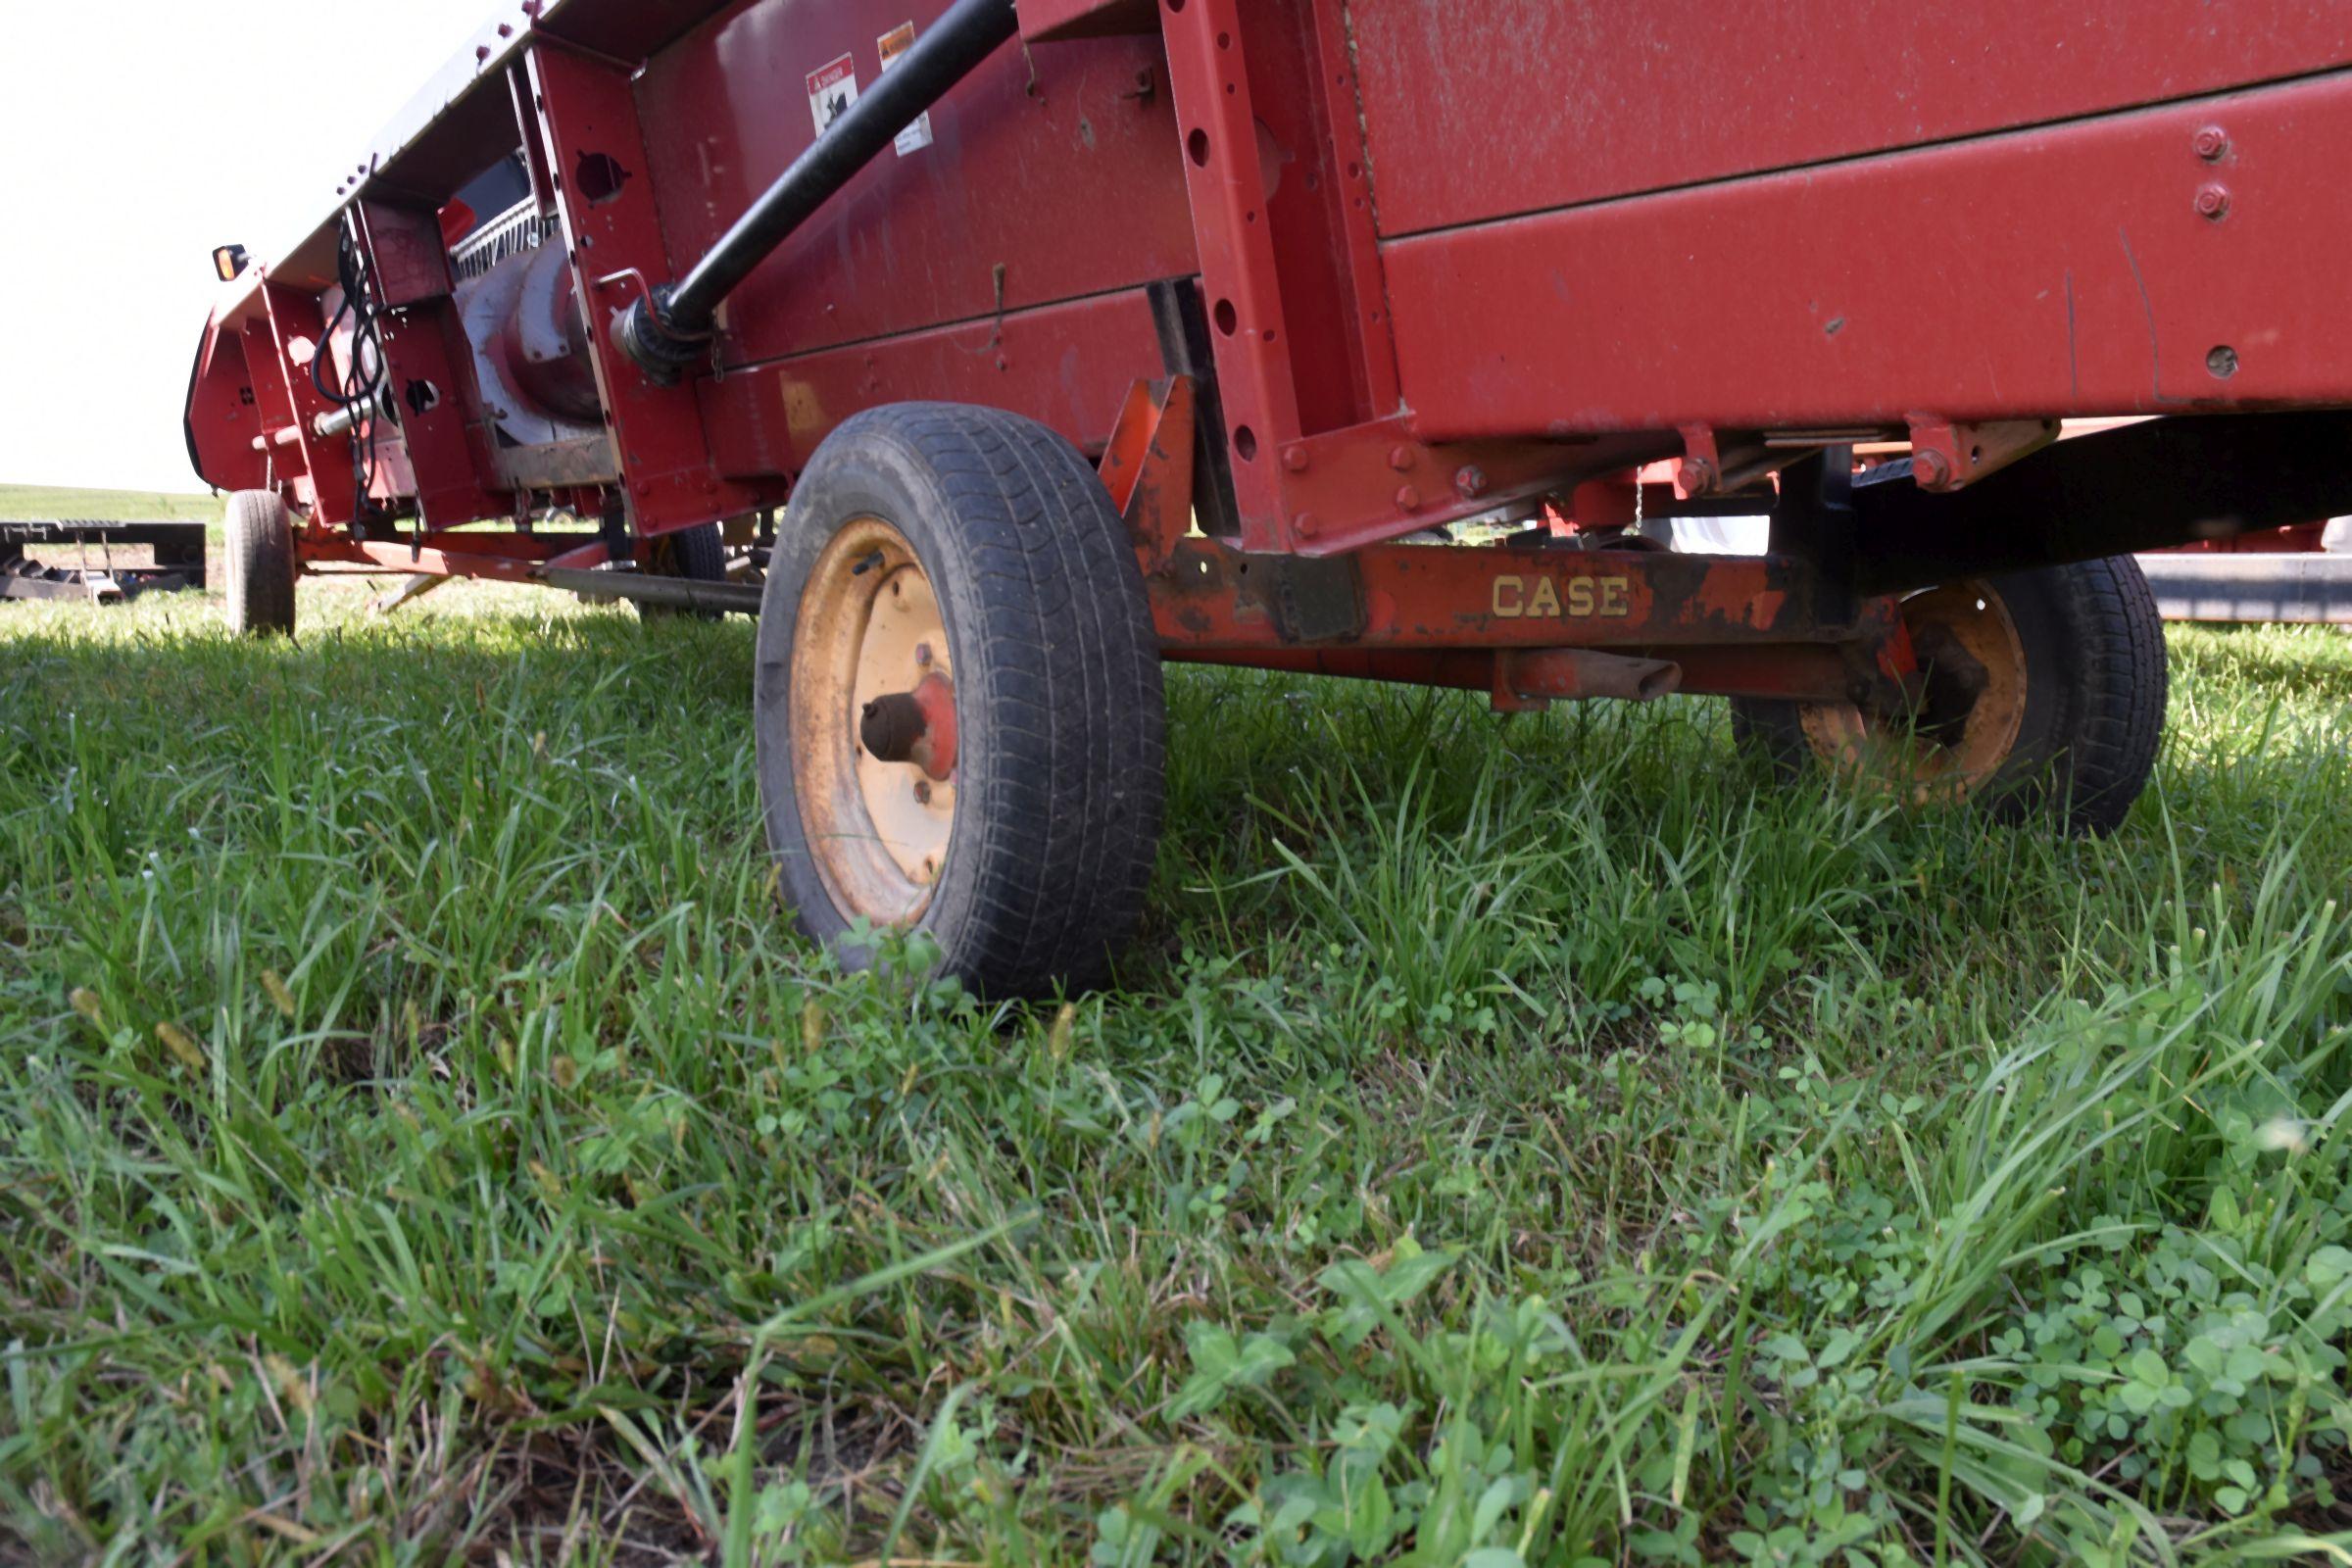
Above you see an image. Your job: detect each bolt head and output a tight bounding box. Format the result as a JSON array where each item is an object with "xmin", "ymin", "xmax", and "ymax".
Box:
[
  {"xmin": 1679, "ymin": 457, "xmax": 1717, "ymax": 498},
  {"xmin": 1282, "ymin": 446, "xmax": 1310, "ymax": 472},
  {"xmin": 2193, "ymin": 125, "xmax": 2230, "ymax": 161},
  {"xmin": 915, "ymin": 642, "xmax": 933, "ymax": 667},
  {"xmin": 1394, "ymin": 484, "xmax": 1423, "ymax": 512},
  {"xmin": 1913, "ymin": 449, "xmax": 1954, "ymax": 489},
  {"xmin": 1452, "ymin": 464, "xmax": 1491, "ymax": 500},
  {"xmin": 2207, "ymin": 343, "xmax": 2241, "ymax": 379},
  {"xmin": 1388, "ymin": 444, "xmax": 1418, "ymax": 471},
  {"xmin": 913, "ymin": 779, "xmax": 933, "ymax": 805},
  {"xmin": 1295, "ymin": 513, "xmax": 1320, "ymax": 539},
  {"xmin": 2195, "ymin": 182, "xmax": 2231, "ymax": 220}
]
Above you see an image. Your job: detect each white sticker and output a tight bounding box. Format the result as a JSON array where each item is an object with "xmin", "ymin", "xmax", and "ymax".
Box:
[
  {"xmin": 877, "ymin": 23, "xmax": 934, "ymax": 155},
  {"xmin": 807, "ymin": 53, "xmax": 859, "ymax": 138}
]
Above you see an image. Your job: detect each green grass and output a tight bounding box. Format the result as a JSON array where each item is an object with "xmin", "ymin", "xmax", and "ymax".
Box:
[
  {"xmin": 4, "ymin": 577, "xmax": 2351, "ymax": 1565},
  {"xmin": 0, "ymin": 483, "xmax": 219, "ymax": 524}
]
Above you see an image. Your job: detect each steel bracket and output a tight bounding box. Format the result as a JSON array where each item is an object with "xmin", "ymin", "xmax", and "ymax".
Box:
[
  {"xmin": 1906, "ymin": 417, "xmax": 2060, "ymax": 492},
  {"xmin": 1252, "ymin": 553, "xmax": 1367, "ymax": 644}
]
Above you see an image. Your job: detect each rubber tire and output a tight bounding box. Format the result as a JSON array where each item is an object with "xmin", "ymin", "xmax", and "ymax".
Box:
[
  {"xmin": 754, "ymin": 404, "xmax": 1166, "ymax": 998},
  {"xmin": 223, "ymin": 489, "xmax": 296, "ymax": 637},
  {"xmin": 1731, "ymin": 555, "xmax": 2167, "ymax": 834},
  {"xmin": 637, "ymin": 521, "xmax": 729, "ymax": 621}
]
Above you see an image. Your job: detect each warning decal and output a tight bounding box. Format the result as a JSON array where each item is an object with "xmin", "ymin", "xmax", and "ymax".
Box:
[
  {"xmin": 878, "ymin": 23, "xmax": 934, "ymax": 155},
  {"xmin": 807, "ymin": 53, "xmax": 859, "ymax": 138}
]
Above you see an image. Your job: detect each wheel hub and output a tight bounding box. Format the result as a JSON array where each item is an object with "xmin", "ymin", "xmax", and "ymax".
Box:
[
  {"xmin": 1799, "ymin": 580, "xmax": 2029, "ymax": 801},
  {"xmin": 790, "ymin": 518, "xmax": 957, "ymax": 924},
  {"xmin": 858, "ymin": 672, "xmax": 957, "ymax": 779}
]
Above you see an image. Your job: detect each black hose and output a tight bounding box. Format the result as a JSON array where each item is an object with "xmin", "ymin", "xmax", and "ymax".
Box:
[
  {"xmin": 314, "ymin": 216, "xmax": 394, "ymax": 533},
  {"xmin": 618, "ymin": 0, "xmax": 1018, "ymax": 377}
]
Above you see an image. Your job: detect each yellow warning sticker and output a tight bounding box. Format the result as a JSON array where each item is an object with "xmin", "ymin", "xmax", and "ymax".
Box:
[{"xmin": 877, "ymin": 23, "xmax": 935, "ymax": 156}]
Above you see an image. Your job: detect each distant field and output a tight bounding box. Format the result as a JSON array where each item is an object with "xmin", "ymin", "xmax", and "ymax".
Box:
[{"xmin": 0, "ymin": 483, "xmax": 217, "ymax": 523}]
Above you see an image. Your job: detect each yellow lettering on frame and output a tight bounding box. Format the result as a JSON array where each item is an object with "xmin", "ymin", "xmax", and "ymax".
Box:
[
  {"xmin": 1566, "ymin": 577, "xmax": 1596, "ymax": 617},
  {"xmin": 1599, "ymin": 577, "xmax": 1631, "ymax": 617},
  {"xmin": 1528, "ymin": 578, "xmax": 1561, "ymax": 618},
  {"xmin": 1493, "ymin": 576, "xmax": 1525, "ymax": 617}
]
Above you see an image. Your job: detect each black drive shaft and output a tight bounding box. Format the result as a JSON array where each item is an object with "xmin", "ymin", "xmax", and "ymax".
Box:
[{"xmin": 617, "ymin": 0, "xmax": 1019, "ymax": 379}]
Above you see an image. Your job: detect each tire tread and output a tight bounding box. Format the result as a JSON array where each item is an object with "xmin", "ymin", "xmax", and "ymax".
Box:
[{"xmin": 759, "ymin": 404, "xmax": 1164, "ymax": 998}]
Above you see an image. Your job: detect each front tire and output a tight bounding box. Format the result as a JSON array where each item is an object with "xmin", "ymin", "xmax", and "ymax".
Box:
[
  {"xmin": 222, "ymin": 489, "xmax": 296, "ymax": 637},
  {"xmin": 755, "ymin": 404, "xmax": 1166, "ymax": 998},
  {"xmin": 1732, "ymin": 555, "xmax": 2166, "ymax": 833}
]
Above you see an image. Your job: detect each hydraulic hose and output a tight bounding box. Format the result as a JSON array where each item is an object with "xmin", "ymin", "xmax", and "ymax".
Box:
[{"xmin": 617, "ymin": 0, "xmax": 1019, "ymax": 378}]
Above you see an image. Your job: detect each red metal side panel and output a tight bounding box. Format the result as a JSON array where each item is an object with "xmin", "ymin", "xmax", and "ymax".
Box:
[
  {"xmin": 1015, "ymin": 0, "xmax": 1155, "ymax": 43},
  {"xmin": 1345, "ymin": 0, "xmax": 2352, "ymax": 239},
  {"xmin": 1382, "ymin": 74, "xmax": 2352, "ymax": 440},
  {"xmin": 698, "ymin": 289, "xmax": 1164, "ymax": 475},
  {"xmin": 631, "ymin": 0, "xmax": 1197, "ymax": 371},
  {"xmin": 184, "ymin": 318, "xmax": 269, "ymax": 495}
]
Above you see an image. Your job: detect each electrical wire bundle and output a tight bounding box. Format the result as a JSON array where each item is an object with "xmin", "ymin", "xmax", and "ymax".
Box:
[{"xmin": 312, "ymin": 215, "xmax": 395, "ymax": 539}]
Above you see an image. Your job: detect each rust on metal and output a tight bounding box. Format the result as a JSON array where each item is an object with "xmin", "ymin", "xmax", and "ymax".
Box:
[
  {"xmin": 1098, "ymin": 376, "xmax": 1198, "ymax": 570},
  {"xmin": 859, "ymin": 672, "xmax": 958, "ymax": 782},
  {"xmin": 791, "ymin": 517, "xmax": 956, "ymax": 926},
  {"xmin": 1797, "ymin": 581, "xmax": 2029, "ymax": 803}
]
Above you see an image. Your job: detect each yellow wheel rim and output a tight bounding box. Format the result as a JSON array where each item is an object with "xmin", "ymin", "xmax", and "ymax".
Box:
[
  {"xmin": 1799, "ymin": 580, "xmax": 2029, "ymax": 804},
  {"xmin": 790, "ymin": 518, "xmax": 956, "ymax": 925}
]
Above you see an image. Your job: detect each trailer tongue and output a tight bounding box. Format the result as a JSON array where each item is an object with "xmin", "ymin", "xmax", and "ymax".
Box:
[{"xmin": 183, "ymin": 0, "xmax": 2352, "ymax": 994}]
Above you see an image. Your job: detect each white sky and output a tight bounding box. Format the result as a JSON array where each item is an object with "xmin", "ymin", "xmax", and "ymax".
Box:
[{"xmin": 0, "ymin": 0, "xmax": 497, "ymax": 494}]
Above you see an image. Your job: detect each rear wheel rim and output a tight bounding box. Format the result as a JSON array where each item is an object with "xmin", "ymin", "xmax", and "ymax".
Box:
[
  {"xmin": 1799, "ymin": 580, "xmax": 2029, "ymax": 801},
  {"xmin": 790, "ymin": 517, "xmax": 956, "ymax": 926}
]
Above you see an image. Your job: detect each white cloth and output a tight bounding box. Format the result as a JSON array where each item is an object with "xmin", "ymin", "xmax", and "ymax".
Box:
[{"xmin": 1672, "ymin": 514, "xmax": 1771, "ymax": 556}]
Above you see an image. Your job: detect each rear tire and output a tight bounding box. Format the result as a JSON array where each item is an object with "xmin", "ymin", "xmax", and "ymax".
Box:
[
  {"xmin": 638, "ymin": 521, "xmax": 729, "ymax": 621},
  {"xmin": 755, "ymin": 404, "xmax": 1166, "ymax": 998},
  {"xmin": 1732, "ymin": 555, "xmax": 2166, "ymax": 834},
  {"xmin": 223, "ymin": 489, "xmax": 296, "ymax": 637}
]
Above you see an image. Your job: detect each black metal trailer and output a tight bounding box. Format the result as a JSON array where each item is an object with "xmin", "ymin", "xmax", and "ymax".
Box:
[{"xmin": 0, "ymin": 520, "xmax": 208, "ymax": 606}]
